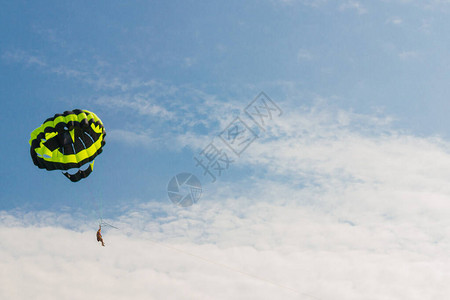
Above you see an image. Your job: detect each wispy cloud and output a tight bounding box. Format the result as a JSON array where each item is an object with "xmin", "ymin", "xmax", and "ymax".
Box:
[
  {"xmin": 398, "ymin": 50, "xmax": 419, "ymax": 60},
  {"xmin": 271, "ymin": 0, "xmax": 328, "ymax": 8},
  {"xmin": 297, "ymin": 49, "xmax": 314, "ymax": 61},
  {"xmin": 386, "ymin": 16, "xmax": 403, "ymax": 25},
  {"xmin": 97, "ymin": 93, "xmax": 175, "ymax": 120},
  {"xmin": 3, "ymin": 98, "xmax": 450, "ymax": 298},
  {"xmin": 94, "ymin": 84, "xmax": 248, "ymax": 150},
  {"xmin": 183, "ymin": 57, "xmax": 196, "ymax": 68},
  {"xmin": 2, "ymin": 50, "xmax": 47, "ymax": 67},
  {"xmin": 339, "ymin": 0, "xmax": 367, "ymax": 14},
  {"xmin": 1, "ymin": 48, "xmax": 158, "ymax": 92},
  {"xmin": 108, "ymin": 129, "xmax": 156, "ymax": 147},
  {"xmin": 385, "ymin": 0, "xmax": 450, "ymax": 11},
  {"xmin": 423, "ymin": 0, "xmax": 450, "ymax": 10},
  {"xmin": 420, "ymin": 19, "xmax": 432, "ymax": 33}
]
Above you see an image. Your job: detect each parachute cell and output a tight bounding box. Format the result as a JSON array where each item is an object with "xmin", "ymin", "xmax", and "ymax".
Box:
[{"xmin": 29, "ymin": 109, "xmax": 106, "ymax": 182}]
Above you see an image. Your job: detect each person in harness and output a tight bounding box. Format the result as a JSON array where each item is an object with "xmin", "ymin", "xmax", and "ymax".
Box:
[{"xmin": 97, "ymin": 224, "xmax": 105, "ymax": 246}]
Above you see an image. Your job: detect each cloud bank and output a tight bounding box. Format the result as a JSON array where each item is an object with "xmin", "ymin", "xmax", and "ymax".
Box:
[{"xmin": 2, "ymin": 102, "xmax": 450, "ymax": 300}]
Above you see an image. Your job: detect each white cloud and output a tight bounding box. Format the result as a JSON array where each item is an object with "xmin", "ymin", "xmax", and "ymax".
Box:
[
  {"xmin": 399, "ymin": 50, "xmax": 419, "ymax": 60},
  {"xmin": 420, "ymin": 19, "xmax": 432, "ymax": 33},
  {"xmin": 2, "ymin": 48, "xmax": 161, "ymax": 92},
  {"xmin": 274, "ymin": 0, "xmax": 328, "ymax": 7},
  {"xmin": 183, "ymin": 57, "xmax": 196, "ymax": 68},
  {"xmin": 339, "ymin": 0, "xmax": 367, "ymax": 14},
  {"xmin": 382, "ymin": 0, "xmax": 450, "ymax": 11},
  {"xmin": 108, "ymin": 129, "xmax": 156, "ymax": 147},
  {"xmin": 2, "ymin": 184, "xmax": 450, "ymax": 300},
  {"xmin": 94, "ymin": 84, "xmax": 249, "ymax": 150},
  {"xmin": 2, "ymin": 50, "xmax": 47, "ymax": 67},
  {"xmin": 297, "ymin": 49, "xmax": 314, "ymax": 61},
  {"xmin": 97, "ymin": 93, "xmax": 175, "ymax": 120},
  {"xmin": 3, "ymin": 100, "xmax": 450, "ymax": 299},
  {"xmin": 423, "ymin": 0, "xmax": 450, "ymax": 10},
  {"xmin": 386, "ymin": 16, "xmax": 403, "ymax": 25}
]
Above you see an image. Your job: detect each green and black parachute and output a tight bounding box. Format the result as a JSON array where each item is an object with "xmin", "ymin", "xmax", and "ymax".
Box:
[{"xmin": 29, "ymin": 109, "xmax": 106, "ymax": 182}]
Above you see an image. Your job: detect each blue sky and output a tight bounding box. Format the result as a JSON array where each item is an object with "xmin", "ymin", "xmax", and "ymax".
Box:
[
  {"xmin": 1, "ymin": 1, "xmax": 450, "ymax": 299},
  {"xmin": 2, "ymin": 0, "xmax": 450, "ymax": 210}
]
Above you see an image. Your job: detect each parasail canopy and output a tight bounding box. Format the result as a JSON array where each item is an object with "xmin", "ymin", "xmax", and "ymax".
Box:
[{"xmin": 29, "ymin": 109, "xmax": 106, "ymax": 182}]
